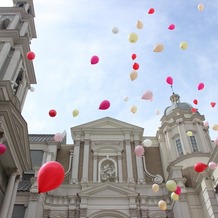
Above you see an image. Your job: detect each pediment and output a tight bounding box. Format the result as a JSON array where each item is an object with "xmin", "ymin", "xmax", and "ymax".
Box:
[
  {"xmin": 71, "ymin": 117, "xmax": 144, "ymax": 139},
  {"xmin": 79, "ymin": 183, "xmax": 138, "ymax": 197}
]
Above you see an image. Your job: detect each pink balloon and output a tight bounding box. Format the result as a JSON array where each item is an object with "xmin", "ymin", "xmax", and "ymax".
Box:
[
  {"xmin": 168, "ymin": 24, "xmax": 175, "ymax": 30},
  {"xmin": 141, "ymin": 90, "xmax": 153, "ymax": 100},
  {"xmin": 166, "ymin": 76, "xmax": 173, "ymax": 85},
  {"xmin": 0, "ymin": 144, "xmax": 6, "ymax": 155},
  {"xmin": 135, "ymin": 145, "xmax": 144, "ymax": 157},
  {"xmin": 208, "ymin": 162, "xmax": 217, "ymax": 170},
  {"xmin": 198, "ymin": 82, "xmax": 204, "ymax": 90},
  {"xmin": 90, "ymin": 55, "xmax": 99, "ymax": 65},
  {"xmin": 214, "ymin": 137, "xmax": 218, "ymax": 145},
  {"xmin": 99, "ymin": 100, "xmax": 110, "ymax": 110},
  {"xmin": 204, "ymin": 121, "xmax": 209, "ymax": 127},
  {"xmin": 54, "ymin": 133, "xmax": 64, "ymax": 142},
  {"xmin": 174, "ymin": 186, "xmax": 181, "ymax": 195}
]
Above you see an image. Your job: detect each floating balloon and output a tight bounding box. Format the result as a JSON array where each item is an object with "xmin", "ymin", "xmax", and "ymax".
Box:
[
  {"xmin": 112, "ymin": 27, "xmax": 119, "ymax": 34},
  {"xmin": 0, "ymin": 144, "xmax": 6, "ymax": 155},
  {"xmin": 180, "ymin": 41, "xmax": 188, "ymax": 50},
  {"xmin": 136, "ymin": 20, "xmax": 143, "ymax": 29},
  {"xmin": 37, "ymin": 161, "xmax": 65, "ymax": 193},
  {"xmin": 194, "ymin": 162, "xmax": 207, "ymax": 173},
  {"xmin": 131, "ymin": 53, "xmax": 137, "ymax": 60},
  {"xmin": 130, "ymin": 70, "xmax": 138, "ymax": 81},
  {"xmin": 54, "ymin": 133, "xmax": 64, "ymax": 142},
  {"xmin": 49, "ymin": 109, "xmax": 57, "ymax": 117},
  {"xmin": 213, "ymin": 125, "xmax": 218, "ymax": 131},
  {"xmin": 186, "ymin": 131, "xmax": 193, "ymax": 137},
  {"xmin": 141, "ymin": 90, "xmax": 153, "ymax": 100},
  {"xmin": 191, "ymin": 108, "xmax": 197, "ymax": 113},
  {"xmin": 158, "ymin": 200, "xmax": 167, "ymax": 211},
  {"xmin": 152, "ymin": 184, "xmax": 159, "ymax": 192},
  {"xmin": 171, "ymin": 192, "xmax": 179, "ymax": 201},
  {"xmin": 166, "ymin": 180, "xmax": 177, "ymax": 192},
  {"xmin": 211, "ymin": 102, "xmax": 216, "ymax": 108},
  {"xmin": 135, "ymin": 145, "xmax": 144, "ymax": 157},
  {"xmin": 153, "ymin": 44, "xmax": 164, "ymax": 52},
  {"xmin": 148, "ymin": 8, "xmax": 155, "ymax": 14},
  {"xmin": 72, "ymin": 109, "xmax": 79, "ymax": 117},
  {"xmin": 166, "ymin": 76, "xmax": 173, "ymax": 85},
  {"xmin": 143, "ymin": 139, "xmax": 152, "ymax": 147},
  {"xmin": 198, "ymin": 3, "xmax": 204, "ymax": 12},
  {"xmin": 155, "ymin": 110, "xmax": 160, "ymax": 115},
  {"xmin": 90, "ymin": 55, "xmax": 99, "ymax": 65},
  {"xmin": 26, "ymin": 51, "xmax": 35, "ymax": 60},
  {"xmin": 30, "ymin": 87, "xmax": 35, "ymax": 92},
  {"xmin": 193, "ymin": 99, "xmax": 198, "ymax": 105},
  {"xmin": 124, "ymin": 96, "xmax": 129, "ymax": 102},
  {"xmin": 214, "ymin": 137, "xmax": 218, "ymax": 145},
  {"xmin": 132, "ymin": 62, "xmax": 139, "ymax": 70},
  {"xmin": 131, "ymin": 105, "xmax": 137, "ymax": 113},
  {"xmin": 99, "ymin": 100, "xmax": 110, "ymax": 110},
  {"xmin": 198, "ymin": 82, "xmax": 204, "ymax": 90},
  {"xmin": 204, "ymin": 121, "xmax": 209, "ymax": 127},
  {"xmin": 208, "ymin": 162, "xmax": 217, "ymax": 170},
  {"xmin": 174, "ymin": 186, "xmax": 181, "ymax": 195},
  {"xmin": 168, "ymin": 24, "xmax": 175, "ymax": 30},
  {"xmin": 128, "ymin": 32, "xmax": 138, "ymax": 43}
]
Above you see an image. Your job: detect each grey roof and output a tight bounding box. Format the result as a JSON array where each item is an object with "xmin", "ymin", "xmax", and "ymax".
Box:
[
  {"xmin": 17, "ymin": 173, "xmax": 34, "ymax": 192},
  {"xmin": 28, "ymin": 134, "xmax": 55, "ymax": 142},
  {"xmin": 164, "ymin": 102, "xmax": 192, "ymax": 116}
]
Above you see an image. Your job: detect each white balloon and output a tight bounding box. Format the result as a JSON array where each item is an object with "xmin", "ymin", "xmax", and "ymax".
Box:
[
  {"xmin": 30, "ymin": 87, "xmax": 35, "ymax": 92},
  {"xmin": 112, "ymin": 27, "xmax": 119, "ymax": 34},
  {"xmin": 143, "ymin": 139, "xmax": 152, "ymax": 147}
]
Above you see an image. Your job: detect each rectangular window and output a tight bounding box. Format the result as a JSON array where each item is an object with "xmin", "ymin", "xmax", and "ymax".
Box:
[
  {"xmin": 12, "ymin": 205, "xmax": 25, "ymax": 218},
  {"xmin": 190, "ymin": 136, "xmax": 198, "ymax": 152},
  {"xmin": 175, "ymin": 139, "xmax": 184, "ymax": 156},
  {"xmin": 30, "ymin": 150, "xmax": 43, "ymax": 167}
]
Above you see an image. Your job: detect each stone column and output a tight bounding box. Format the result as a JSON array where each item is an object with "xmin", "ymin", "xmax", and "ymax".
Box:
[
  {"xmin": 177, "ymin": 121, "xmax": 192, "ymax": 154},
  {"xmin": 8, "ymin": 14, "xmax": 19, "ymax": 29},
  {"xmin": 82, "ymin": 139, "xmax": 90, "ymax": 182},
  {"xmin": 0, "ymin": 169, "xmax": 18, "ymax": 218},
  {"xmin": 93, "ymin": 152, "xmax": 98, "ymax": 182},
  {"xmin": 7, "ymin": 176, "xmax": 20, "ymax": 217},
  {"xmin": 165, "ymin": 129, "xmax": 177, "ymax": 161},
  {"xmin": 134, "ymin": 140, "xmax": 145, "ymax": 183},
  {"xmin": 125, "ymin": 139, "xmax": 134, "ymax": 183},
  {"xmin": 117, "ymin": 152, "xmax": 123, "ymax": 183},
  {"xmin": 0, "ymin": 42, "xmax": 11, "ymax": 71},
  {"xmin": 25, "ymin": 193, "xmax": 40, "ymax": 218},
  {"xmin": 70, "ymin": 140, "xmax": 80, "ymax": 184}
]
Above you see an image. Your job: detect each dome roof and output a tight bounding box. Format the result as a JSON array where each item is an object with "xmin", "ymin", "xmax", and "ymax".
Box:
[{"xmin": 164, "ymin": 102, "xmax": 192, "ymax": 116}]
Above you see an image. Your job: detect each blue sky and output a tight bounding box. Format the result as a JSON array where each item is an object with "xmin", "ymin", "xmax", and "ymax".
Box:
[{"xmin": 2, "ymin": 0, "xmax": 218, "ymax": 143}]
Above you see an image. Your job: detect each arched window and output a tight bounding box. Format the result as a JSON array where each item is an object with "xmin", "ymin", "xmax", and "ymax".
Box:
[
  {"xmin": 190, "ymin": 135, "xmax": 198, "ymax": 152},
  {"xmin": 0, "ymin": 18, "xmax": 11, "ymax": 29},
  {"xmin": 175, "ymin": 138, "xmax": 184, "ymax": 156},
  {"xmin": 99, "ymin": 158, "xmax": 117, "ymax": 182},
  {"xmin": 13, "ymin": 69, "xmax": 23, "ymax": 94}
]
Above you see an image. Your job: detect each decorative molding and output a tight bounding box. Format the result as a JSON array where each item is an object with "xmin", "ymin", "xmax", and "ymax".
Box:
[
  {"xmin": 129, "ymin": 208, "xmax": 137, "ymax": 216},
  {"xmin": 29, "ymin": 193, "xmax": 39, "ymax": 201},
  {"xmin": 80, "ymin": 208, "xmax": 87, "ymax": 217}
]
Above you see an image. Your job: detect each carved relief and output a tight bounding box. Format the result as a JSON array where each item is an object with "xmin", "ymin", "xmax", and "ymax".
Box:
[
  {"xmin": 100, "ymin": 159, "xmax": 116, "ymax": 182},
  {"xmin": 80, "ymin": 208, "xmax": 87, "ymax": 217},
  {"xmin": 129, "ymin": 208, "xmax": 137, "ymax": 216},
  {"xmin": 29, "ymin": 193, "xmax": 39, "ymax": 201}
]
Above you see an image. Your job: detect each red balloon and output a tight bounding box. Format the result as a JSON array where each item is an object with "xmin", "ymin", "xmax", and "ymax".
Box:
[
  {"xmin": 211, "ymin": 102, "xmax": 216, "ymax": 108},
  {"xmin": 191, "ymin": 108, "xmax": 197, "ymax": 113},
  {"xmin": 49, "ymin": 109, "xmax": 57, "ymax": 117},
  {"xmin": 133, "ymin": 62, "xmax": 139, "ymax": 70},
  {"xmin": 0, "ymin": 144, "xmax": 6, "ymax": 155},
  {"xmin": 194, "ymin": 162, "xmax": 207, "ymax": 173},
  {"xmin": 99, "ymin": 100, "xmax": 110, "ymax": 110},
  {"xmin": 198, "ymin": 82, "xmax": 204, "ymax": 90},
  {"xmin": 131, "ymin": 53, "xmax": 137, "ymax": 60},
  {"xmin": 168, "ymin": 24, "xmax": 175, "ymax": 30},
  {"xmin": 193, "ymin": 99, "xmax": 198, "ymax": 105},
  {"xmin": 26, "ymin": 51, "xmax": 35, "ymax": 60},
  {"xmin": 174, "ymin": 186, "xmax": 181, "ymax": 195},
  {"xmin": 166, "ymin": 76, "xmax": 173, "ymax": 85},
  {"xmin": 37, "ymin": 161, "xmax": 65, "ymax": 193},
  {"xmin": 90, "ymin": 55, "xmax": 99, "ymax": 65},
  {"xmin": 148, "ymin": 8, "xmax": 155, "ymax": 14}
]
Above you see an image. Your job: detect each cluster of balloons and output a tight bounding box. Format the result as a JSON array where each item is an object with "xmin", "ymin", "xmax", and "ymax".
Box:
[
  {"xmin": 166, "ymin": 180, "xmax": 181, "ymax": 201},
  {"xmin": 194, "ymin": 161, "xmax": 217, "ymax": 173},
  {"xmin": 0, "ymin": 144, "xmax": 6, "ymax": 155},
  {"xmin": 37, "ymin": 161, "xmax": 65, "ymax": 193}
]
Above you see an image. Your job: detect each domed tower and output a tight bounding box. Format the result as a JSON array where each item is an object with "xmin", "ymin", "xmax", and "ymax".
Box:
[{"xmin": 157, "ymin": 92, "xmax": 212, "ymax": 180}]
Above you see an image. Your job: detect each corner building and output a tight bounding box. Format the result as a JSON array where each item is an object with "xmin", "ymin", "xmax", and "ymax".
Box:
[{"xmin": 1, "ymin": 1, "xmax": 218, "ymax": 218}]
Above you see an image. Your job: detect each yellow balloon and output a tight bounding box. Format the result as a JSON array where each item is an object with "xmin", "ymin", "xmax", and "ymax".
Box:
[
  {"xmin": 72, "ymin": 109, "xmax": 79, "ymax": 117},
  {"xmin": 158, "ymin": 200, "xmax": 167, "ymax": 211},
  {"xmin": 152, "ymin": 184, "xmax": 159, "ymax": 192},
  {"xmin": 186, "ymin": 131, "xmax": 193, "ymax": 137},
  {"xmin": 153, "ymin": 44, "xmax": 164, "ymax": 52},
  {"xmin": 130, "ymin": 70, "xmax": 138, "ymax": 81},
  {"xmin": 136, "ymin": 20, "xmax": 143, "ymax": 29},
  {"xmin": 128, "ymin": 32, "xmax": 138, "ymax": 43},
  {"xmin": 212, "ymin": 124, "xmax": 218, "ymax": 131},
  {"xmin": 171, "ymin": 192, "xmax": 180, "ymax": 201},
  {"xmin": 198, "ymin": 3, "xmax": 204, "ymax": 12},
  {"xmin": 180, "ymin": 41, "xmax": 188, "ymax": 50},
  {"xmin": 166, "ymin": 180, "xmax": 177, "ymax": 192},
  {"xmin": 131, "ymin": 105, "xmax": 137, "ymax": 113}
]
